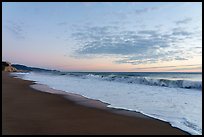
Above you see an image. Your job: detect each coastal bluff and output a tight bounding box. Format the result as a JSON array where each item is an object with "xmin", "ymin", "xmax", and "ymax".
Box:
[{"xmin": 2, "ymin": 61, "xmax": 18, "ymax": 72}]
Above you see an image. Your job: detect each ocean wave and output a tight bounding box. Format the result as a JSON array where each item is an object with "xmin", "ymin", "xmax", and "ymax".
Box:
[{"xmin": 66, "ymin": 73, "xmax": 202, "ymax": 90}]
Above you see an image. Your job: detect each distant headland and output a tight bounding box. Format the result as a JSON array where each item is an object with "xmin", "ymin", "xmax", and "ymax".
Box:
[{"xmin": 2, "ymin": 61, "xmax": 18, "ymax": 72}]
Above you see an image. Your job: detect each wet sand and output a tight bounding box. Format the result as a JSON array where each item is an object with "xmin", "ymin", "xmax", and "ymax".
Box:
[{"xmin": 2, "ymin": 72, "xmax": 189, "ymax": 135}]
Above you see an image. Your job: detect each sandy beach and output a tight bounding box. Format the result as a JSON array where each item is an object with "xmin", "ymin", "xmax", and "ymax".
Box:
[{"xmin": 2, "ymin": 72, "xmax": 189, "ymax": 135}]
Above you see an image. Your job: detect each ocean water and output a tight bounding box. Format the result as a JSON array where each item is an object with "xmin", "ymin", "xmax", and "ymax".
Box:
[{"xmin": 11, "ymin": 71, "xmax": 202, "ymax": 135}]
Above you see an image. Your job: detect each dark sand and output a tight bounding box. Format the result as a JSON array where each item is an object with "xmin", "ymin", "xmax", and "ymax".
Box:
[{"xmin": 2, "ymin": 72, "xmax": 189, "ymax": 135}]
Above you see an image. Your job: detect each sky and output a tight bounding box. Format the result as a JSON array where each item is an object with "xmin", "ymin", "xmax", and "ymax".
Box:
[{"xmin": 2, "ymin": 2, "xmax": 202, "ymax": 72}]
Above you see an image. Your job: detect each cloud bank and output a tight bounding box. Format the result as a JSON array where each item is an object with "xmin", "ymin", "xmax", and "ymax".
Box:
[{"xmin": 71, "ymin": 24, "xmax": 199, "ymax": 65}]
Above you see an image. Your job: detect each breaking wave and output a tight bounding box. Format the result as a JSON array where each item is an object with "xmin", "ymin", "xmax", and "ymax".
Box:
[{"xmin": 65, "ymin": 73, "xmax": 202, "ymax": 90}]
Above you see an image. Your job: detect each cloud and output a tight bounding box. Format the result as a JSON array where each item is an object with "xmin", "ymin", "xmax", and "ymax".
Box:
[
  {"xmin": 134, "ymin": 7, "xmax": 159, "ymax": 14},
  {"xmin": 169, "ymin": 66, "xmax": 202, "ymax": 71},
  {"xmin": 175, "ymin": 17, "xmax": 192, "ymax": 25},
  {"xmin": 174, "ymin": 56, "xmax": 188, "ymax": 60},
  {"xmin": 57, "ymin": 22, "xmax": 68, "ymax": 26},
  {"xmin": 71, "ymin": 24, "xmax": 198, "ymax": 65},
  {"xmin": 133, "ymin": 64, "xmax": 202, "ymax": 70},
  {"xmin": 195, "ymin": 47, "xmax": 202, "ymax": 49},
  {"xmin": 110, "ymin": 6, "xmax": 160, "ymax": 21},
  {"xmin": 115, "ymin": 58, "xmax": 159, "ymax": 65},
  {"xmin": 171, "ymin": 27, "xmax": 193, "ymax": 36},
  {"xmin": 5, "ymin": 21, "xmax": 25, "ymax": 39}
]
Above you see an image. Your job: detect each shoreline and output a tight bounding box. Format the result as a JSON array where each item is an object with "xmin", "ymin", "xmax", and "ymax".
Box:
[
  {"xmin": 30, "ymin": 84, "xmax": 151, "ymax": 119},
  {"xmin": 3, "ymin": 72, "xmax": 189, "ymax": 135}
]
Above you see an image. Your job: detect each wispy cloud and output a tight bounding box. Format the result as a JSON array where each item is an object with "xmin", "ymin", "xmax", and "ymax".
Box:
[
  {"xmin": 57, "ymin": 22, "xmax": 68, "ymax": 26},
  {"xmin": 171, "ymin": 27, "xmax": 193, "ymax": 36},
  {"xmin": 5, "ymin": 21, "xmax": 25, "ymax": 39},
  {"xmin": 134, "ymin": 7, "xmax": 159, "ymax": 14},
  {"xmin": 175, "ymin": 17, "xmax": 192, "ymax": 25},
  {"xmin": 133, "ymin": 64, "xmax": 202, "ymax": 70},
  {"xmin": 109, "ymin": 6, "xmax": 160, "ymax": 21},
  {"xmin": 169, "ymin": 66, "xmax": 202, "ymax": 71}
]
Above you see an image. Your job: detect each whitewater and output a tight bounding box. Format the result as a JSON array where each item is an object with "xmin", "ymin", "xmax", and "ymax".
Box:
[{"xmin": 11, "ymin": 71, "xmax": 202, "ymax": 135}]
